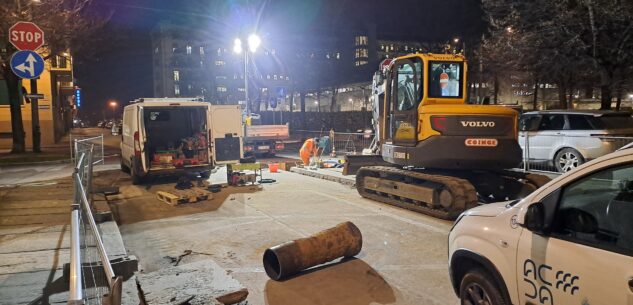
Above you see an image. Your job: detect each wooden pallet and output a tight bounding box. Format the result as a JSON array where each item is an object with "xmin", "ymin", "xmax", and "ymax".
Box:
[{"xmin": 156, "ymin": 187, "xmax": 213, "ymax": 206}]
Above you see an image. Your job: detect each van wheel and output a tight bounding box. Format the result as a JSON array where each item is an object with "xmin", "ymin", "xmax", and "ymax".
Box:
[
  {"xmin": 554, "ymin": 148, "xmax": 584, "ymax": 173},
  {"xmin": 459, "ymin": 268, "xmax": 508, "ymax": 305},
  {"xmin": 130, "ymin": 161, "xmax": 143, "ymax": 185},
  {"xmin": 120, "ymin": 158, "xmax": 130, "ymax": 173}
]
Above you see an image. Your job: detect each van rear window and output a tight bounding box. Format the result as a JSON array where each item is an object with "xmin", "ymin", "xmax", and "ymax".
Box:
[{"xmin": 148, "ymin": 111, "xmax": 170, "ymax": 121}]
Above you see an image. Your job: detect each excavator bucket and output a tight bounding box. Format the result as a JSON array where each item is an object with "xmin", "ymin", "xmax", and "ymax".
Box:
[{"xmin": 342, "ymin": 154, "xmax": 392, "ymax": 175}]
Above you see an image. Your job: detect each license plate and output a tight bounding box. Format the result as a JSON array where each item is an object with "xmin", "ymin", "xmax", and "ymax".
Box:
[
  {"xmin": 258, "ymin": 146, "xmax": 270, "ymax": 150},
  {"xmin": 465, "ymin": 138, "xmax": 498, "ymax": 147}
]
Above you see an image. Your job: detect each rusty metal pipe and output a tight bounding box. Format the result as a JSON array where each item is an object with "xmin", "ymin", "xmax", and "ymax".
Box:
[{"xmin": 263, "ymin": 221, "xmax": 363, "ymax": 281}]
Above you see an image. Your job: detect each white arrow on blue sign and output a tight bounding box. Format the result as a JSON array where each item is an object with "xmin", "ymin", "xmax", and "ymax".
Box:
[{"xmin": 10, "ymin": 50, "xmax": 44, "ymax": 79}]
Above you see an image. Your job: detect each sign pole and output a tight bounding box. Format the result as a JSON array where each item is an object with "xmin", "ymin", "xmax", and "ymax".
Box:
[{"xmin": 30, "ymin": 78, "xmax": 40, "ymax": 152}]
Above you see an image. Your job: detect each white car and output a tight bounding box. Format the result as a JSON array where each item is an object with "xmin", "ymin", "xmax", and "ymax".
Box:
[
  {"xmin": 519, "ymin": 110, "xmax": 633, "ymax": 172},
  {"xmin": 448, "ymin": 147, "xmax": 633, "ymax": 305}
]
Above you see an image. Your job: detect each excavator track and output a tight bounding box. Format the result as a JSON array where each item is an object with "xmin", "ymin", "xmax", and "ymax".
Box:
[{"xmin": 356, "ymin": 166, "xmax": 478, "ymax": 220}]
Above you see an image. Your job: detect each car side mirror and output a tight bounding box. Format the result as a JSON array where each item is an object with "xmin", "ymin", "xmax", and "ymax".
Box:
[
  {"xmin": 560, "ymin": 208, "xmax": 598, "ymax": 234},
  {"xmin": 523, "ymin": 202, "xmax": 546, "ymax": 234}
]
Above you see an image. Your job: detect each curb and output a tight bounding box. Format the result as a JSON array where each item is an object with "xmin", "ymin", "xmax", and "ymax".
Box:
[{"xmin": 290, "ymin": 167, "xmax": 356, "ymax": 188}]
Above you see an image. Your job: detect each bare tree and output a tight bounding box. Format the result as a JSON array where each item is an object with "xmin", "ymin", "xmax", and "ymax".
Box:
[
  {"xmin": 0, "ymin": 0, "xmax": 110, "ymax": 153},
  {"xmin": 481, "ymin": 0, "xmax": 633, "ymax": 109}
]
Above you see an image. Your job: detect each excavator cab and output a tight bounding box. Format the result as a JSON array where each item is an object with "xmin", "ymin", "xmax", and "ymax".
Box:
[{"xmin": 380, "ymin": 53, "xmax": 522, "ymax": 169}]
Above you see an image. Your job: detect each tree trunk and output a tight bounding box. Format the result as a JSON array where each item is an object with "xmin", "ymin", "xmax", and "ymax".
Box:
[
  {"xmin": 558, "ymin": 82, "xmax": 567, "ymax": 109},
  {"xmin": 2, "ymin": 67, "xmax": 26, "ymax": 153},
  {"xmin": 600, "ymin": 84, "xmax": 612, "ymax": 110},
  {"xmin": 567, "ymin": 86, "xmax": 574, "ymax": 109},
  {"xmin": 615, "ymin": 85, "xmax": 622, "ymax": 111},
  {"xmin": 330, "ymin": 86, "xmax": 338, "ymax": 112},
  {"xmin": 532, "ymin": 78, "xmax": 539, "ymax": 110}
]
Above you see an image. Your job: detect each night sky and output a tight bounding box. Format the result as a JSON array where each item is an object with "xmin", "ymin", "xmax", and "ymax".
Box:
[{"xmin": 74, "ymin": 0, "xmax": 484, "ymax": 120}]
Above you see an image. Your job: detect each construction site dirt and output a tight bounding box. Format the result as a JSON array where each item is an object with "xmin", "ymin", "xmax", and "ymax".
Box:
[{"xmin": 99, "ymin": 167, "xmax": 459, "ymax": 305}]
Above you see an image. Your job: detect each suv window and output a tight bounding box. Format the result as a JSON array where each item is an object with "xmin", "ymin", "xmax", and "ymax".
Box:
[
  {"xmin": 568, "ymin": 114, "xmax": 594, "ymax": 130},
  {"xmin": 539, "ymin": 114, "xmax": 565, "ymax": 130},
  {"xmin": 519, "ymin": 115, "xmax": 540, "ymax": 131},
  {"xmin": 552, "ymin": 163, "xmax": 633, "ymax": 256}
]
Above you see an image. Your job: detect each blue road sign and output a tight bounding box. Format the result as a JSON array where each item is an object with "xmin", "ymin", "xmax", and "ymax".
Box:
[{"xmin": 10, "ymin": 50, "xmax": 44, "ymax": 79}]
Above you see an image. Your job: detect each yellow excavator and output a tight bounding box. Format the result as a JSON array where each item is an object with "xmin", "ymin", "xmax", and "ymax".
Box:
[{"xmin": 345, "ymin": 53, "xmax": 549, "ymax": 220}]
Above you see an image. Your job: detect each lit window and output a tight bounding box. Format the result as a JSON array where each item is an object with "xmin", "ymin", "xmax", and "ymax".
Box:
[
  {"xmin": 274, "ymin": 75, "xmax": 278, "ymax": 80},
  {"xmin": 215, "ymin": 60, "xmax": 225, "ymax": 66},
  {"xmin": 390, "ymin": 44, "xmax": 394, "ymax": 51},
  {"xmin": 354, "ymin": 35, "xmax": 368, "ymax": 46},
  {"xmin": 200, "ymin": 61, "xmax": 204, "ymax": 68},
  {"xmin": 380, "ymin": 44, "xmax": 384, "ymax": 50},
  {"xmin": 360, "ymin": 48, "xmax": 368, "ymax": 58},
  {"xmin": 186, "ymin": 45, "xmax": 192, "ymax": 54},
  {"xmin": 217, "ymin": 48, "xmax": 222, "ymax": 56},
  {"xmin": 154, "ymin": 47, "xmax": 159, "ymax": 54},
  {"xmin": 267, "ymin": 74, "xmax": 271, "ymax": 79},
  {"xmin": 175, "ymin": 84, "xmax": 180, "ymax": 95},
  {"xmin": 172, "ymin": 47, "xmax": 176, "ymax": 53},
  {"xmin": 233, "ymin": 74, "xmax": 238, "ymax": 80},
  {"xmin": 216, "ymin": 86, "xmax": 227, "ymax": 92},
  {"xmin": 188, "ymin": 84, "xmax": 193, "ymax": 90},
  {"xmin": 326, "ymin": 53, "xmax": 330, "ymax": 59},
  {"xmin": 173, "ymin": 70, "xmax": 180, "ymax": 82},
  {"xmin": 336, "ymin": 52, "xmax": 340, "ymax": 59},
  {"xmin": 216, "ymin": 75, "xmax": 227, "ymax": 80},
  {"xmin": 286, "ymin": 76, "xmax": 290, "ymax": 80},
  {"xmin": 200, "ymin": 46, "xmax": 205, "ymax": 55},
  {"xmin": 404, "ymin": 45, "xmax": 408, "ymax": 51},
  {"xmin": 238, "ymin": 87, "xmax": 245, "ymax": 92}
]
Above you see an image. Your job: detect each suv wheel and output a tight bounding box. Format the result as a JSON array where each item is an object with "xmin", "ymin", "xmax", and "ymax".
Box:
[
  {"xmin": 459, "ymin": 268, "xmax": 508, "ymax": 305},
  {"xmin": 555, "ymin": 148, "xmax": 585, "ymax": 173}
]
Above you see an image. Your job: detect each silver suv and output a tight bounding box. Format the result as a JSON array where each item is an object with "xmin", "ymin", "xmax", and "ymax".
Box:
[{"xmin": 519, "ymin": 110, "xmax": 633, "ymax": 172}]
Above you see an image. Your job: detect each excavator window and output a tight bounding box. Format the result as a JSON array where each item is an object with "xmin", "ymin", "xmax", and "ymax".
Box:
[
  {"xmin": 395, "ymin": 60, "xmax": 422, "ymax": 111},
  {"xmin": 428, "ymin": 61, "xmax": 463, "ymax": 98}
]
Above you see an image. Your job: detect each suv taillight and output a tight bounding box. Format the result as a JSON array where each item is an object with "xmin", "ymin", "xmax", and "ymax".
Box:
[{"xmin": 134, "ymin": 131, "xmax": 141, "ymax": 157}]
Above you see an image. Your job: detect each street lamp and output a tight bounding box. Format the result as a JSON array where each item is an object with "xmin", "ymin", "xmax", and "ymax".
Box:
[
  {"xmin": 108, "ymin": 100, "xmax": 118, "ymax": 120},
  {"xmin": 234, "ymin": 33, "xmax": 261, "ymax": 116}
]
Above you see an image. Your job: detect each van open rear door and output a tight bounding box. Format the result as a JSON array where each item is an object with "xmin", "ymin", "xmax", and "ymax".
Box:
[{"xmin": 209, "ymin": 105, "xmax": 243, "ymax": 164}]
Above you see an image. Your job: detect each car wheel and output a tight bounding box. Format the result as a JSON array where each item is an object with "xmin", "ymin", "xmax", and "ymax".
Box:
[
  {"xmin": 554, "ymin": 148, "xmax": 585, "ymax": 173},
  {"xmin": 460, "ymin": 268, "xmax": 508, "ymax": 305}
]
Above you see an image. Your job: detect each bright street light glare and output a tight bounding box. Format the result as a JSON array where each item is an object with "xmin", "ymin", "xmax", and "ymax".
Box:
[
  {"xmin": 248, "ymin": 34, "xmax": 261, "ymax": 53},
  {"xmin": 233, "ymin": 38, "xmax": 243, "ymax": 54}
]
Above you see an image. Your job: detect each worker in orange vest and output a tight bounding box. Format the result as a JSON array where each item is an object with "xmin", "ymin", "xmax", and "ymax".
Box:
[{"xmin": 299, "ymin": 137, "xmax": 319, "ymax": 166}]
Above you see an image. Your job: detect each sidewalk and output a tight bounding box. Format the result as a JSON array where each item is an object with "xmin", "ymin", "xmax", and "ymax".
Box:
[{"xmin": 0, "ymin": 128, "xmax": 114, "ymax": 165}]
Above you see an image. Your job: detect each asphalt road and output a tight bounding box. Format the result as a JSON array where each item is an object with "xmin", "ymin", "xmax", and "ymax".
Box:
[{"xmin": 105, "ymin": 168, "xmax": 459, "ymax": 305}]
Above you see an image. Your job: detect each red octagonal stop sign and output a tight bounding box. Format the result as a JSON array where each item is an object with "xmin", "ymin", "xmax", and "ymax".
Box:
[{"xmin": 9, "ymin": 22, "xmax": 45, "ymax": 51}]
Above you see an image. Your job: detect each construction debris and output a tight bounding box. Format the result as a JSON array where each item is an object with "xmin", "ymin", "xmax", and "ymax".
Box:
[
  {"xmin": 263, "ymin": 221, "xmax": 363, "ymax": 280},
  {"xmin": 156, "ymin": 187, "xmax": 212, "ymax": 206}
]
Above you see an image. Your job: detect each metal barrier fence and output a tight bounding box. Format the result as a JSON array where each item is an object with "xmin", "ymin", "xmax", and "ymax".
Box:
[
  {"xmin": 292, "ymin": 130, "xmax": 375, "ymax": 156},
  {"xmin": 70, "ymin": 134, "xmax": 105, "ymax": 165},
  {"xmin": 521, "ymin": 134, "xmax": 633, "ymax": 173},
  {"xmin": 69, "ymin": 140, "xmax": 122, "ymax": 305}
]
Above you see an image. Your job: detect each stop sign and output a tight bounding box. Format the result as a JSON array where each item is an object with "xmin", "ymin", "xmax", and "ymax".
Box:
[{"xmin": 9, "ymin": 22, "xmax": 45, "ymax": 51}]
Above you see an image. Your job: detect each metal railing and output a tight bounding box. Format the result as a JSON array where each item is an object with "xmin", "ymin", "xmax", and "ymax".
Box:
[
  {"xmin": 70, "ymin": 134, "xmax": 105, "ymax": 165},
  {"xmin": 520, "ymin": 134, "xmax": 633, "ymax": 174},
  {"xmin": 292, "ymin": 130, "xmax": 375, "ymax": 156},
  {"xmin": 68, "ymin": 140, "xmax": 122, "ymax": 305}
]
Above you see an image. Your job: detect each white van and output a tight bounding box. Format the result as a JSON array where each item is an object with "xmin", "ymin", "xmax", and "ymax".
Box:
[
  {"xmin": 448, "ymin": 147, "xmax": 633, "ymax": 305},
  {"xmin": 120, "ymin": 98, "xmax": 243, "ymax": 184}
]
